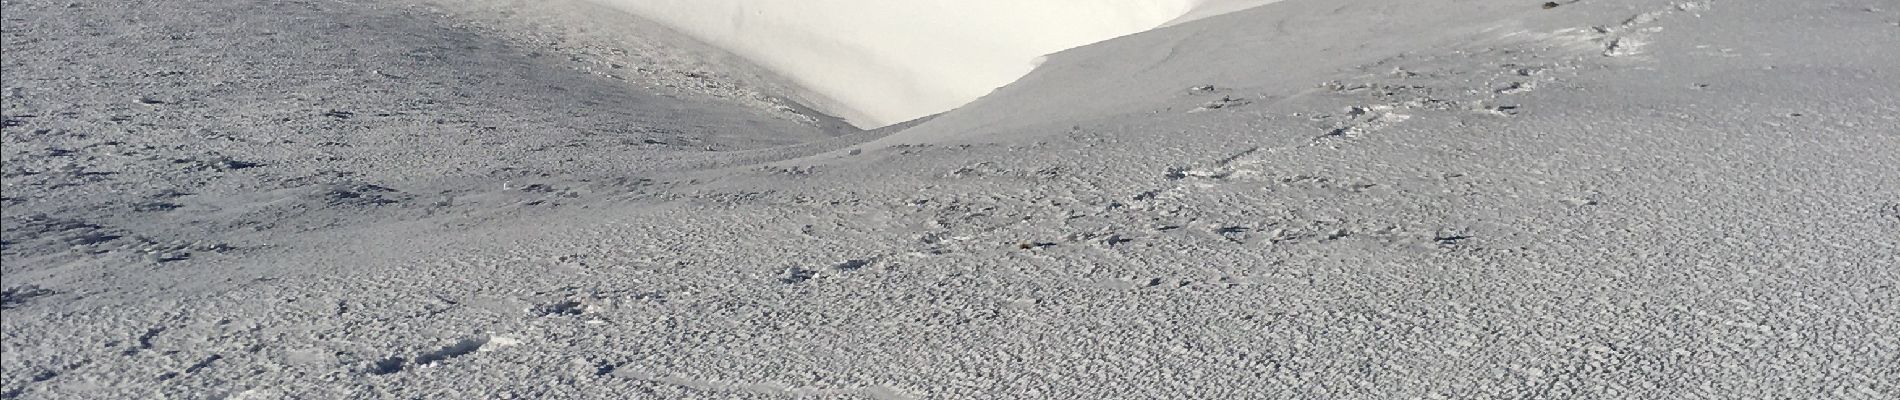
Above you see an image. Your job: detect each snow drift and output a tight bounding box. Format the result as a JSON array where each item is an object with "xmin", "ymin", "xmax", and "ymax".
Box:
[{"xmin": 586, "ymin": 0, "xmax": 1276, "ymax": 128}]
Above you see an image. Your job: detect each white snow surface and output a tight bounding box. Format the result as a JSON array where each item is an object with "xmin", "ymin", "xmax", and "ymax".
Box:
[
  {"xmin": 586, "ymin": 0, "xmax": 1278, "ymax": 127},
  {"xmin": 4, "ymin": 0, "xmax": 1898, "ymax": 398}
]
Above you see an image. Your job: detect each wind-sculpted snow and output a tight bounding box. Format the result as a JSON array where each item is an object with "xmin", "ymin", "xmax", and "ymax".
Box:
[{"xmin": 587, "ymin": 0, "xmax": 1277, "ymax": 127}]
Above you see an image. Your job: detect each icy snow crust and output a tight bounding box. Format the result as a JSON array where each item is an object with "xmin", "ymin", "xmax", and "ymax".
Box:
[{"xmin": 587, "ymin": 0, "xmax": 1276, "ymax": 127}]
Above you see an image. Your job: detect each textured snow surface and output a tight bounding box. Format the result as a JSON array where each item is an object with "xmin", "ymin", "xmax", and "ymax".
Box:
[
  {"xmin": 4, "ymin": 0, "xmax": 1899, "ymax": 398},
  {"xmin": 587, "ymin": 0, "xmax": 1278, "ymax": 127}
]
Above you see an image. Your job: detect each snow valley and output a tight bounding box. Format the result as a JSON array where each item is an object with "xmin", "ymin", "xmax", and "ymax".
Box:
[{"xmin": 584, "ymin": 0, "xmax": 1280, "ymax": 127}]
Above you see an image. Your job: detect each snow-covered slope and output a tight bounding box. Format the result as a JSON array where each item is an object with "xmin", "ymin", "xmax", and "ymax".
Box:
[
  {"xmin": 587, "ymin": 0, "xmax": 1279, "ymax": 127},
  {"xmin": 873, "ymin": 0, "xmax": 1533, "ymax": 145},
  {"xmin": 3, "ymin": 0, "xmax": 1896, "ymax": 398}
]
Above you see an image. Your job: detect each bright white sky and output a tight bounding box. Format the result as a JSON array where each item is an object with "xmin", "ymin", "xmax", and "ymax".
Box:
[{"xmin": 588, "ymin": 0, "xmax": 1273, "ymax": 128}]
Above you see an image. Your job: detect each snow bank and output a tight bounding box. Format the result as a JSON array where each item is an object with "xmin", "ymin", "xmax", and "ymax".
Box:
[{"xmin": 585, "ymin": 0, "xmax": 1275, "ymax": 128}]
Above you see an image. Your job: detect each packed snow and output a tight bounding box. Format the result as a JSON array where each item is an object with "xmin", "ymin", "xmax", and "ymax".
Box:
[{"xmin": 586, "ymin": 0, "xmax": 1278, "ymax": 127}]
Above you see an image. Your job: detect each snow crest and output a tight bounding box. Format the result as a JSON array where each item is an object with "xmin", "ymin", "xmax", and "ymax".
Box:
[{"xmin": 586, "ymin": 0, "xmax": 1275, "ymax": 128}]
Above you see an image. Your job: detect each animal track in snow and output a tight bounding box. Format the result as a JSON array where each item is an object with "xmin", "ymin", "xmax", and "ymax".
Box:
[
  {"xmin": 1548, "ymin": 1, "xmax": 1712, "ymax": 59},
  {"xmin": 0, "ymin": 285, "xmax": 55, "ymax": 309},
  {"xmin": 1191, "ymin": 95, "xmax": 1253, "ymax": 112},
  {"xmin": 413, "ymin": 336, "xmax": 492, "ymax": 365},
  {"xmin": 1877, "ymin": 202, "xmax": 1900, "ymax": 222},
  {"xmin": 1317, "ymin": 105, "xmax": 1412, "ymax": 139},
  {"xmin": 157, "ymin": 354, "xmax": 223, "ymax": 381},
  {"xmin": 1183, "ymin": 84, "xmax": 1253, "ymax": 113},
  {"xmin": 367, "ymin": 334, "xmax": 520, "ymax": 375},
  {"xmin": 532, "ymin": 300, "xmax": 589, "ymax": 317},
  {"xmin": 834, "ymin": 258, "xmax": 873, "ymax": 271},
  {"xmin": 1151, "ymin": 38, "xmax": 1607, "ymax": 206},
  {"xmin": 122, "ymin": 326, "xmax": 166, "ymax": 356},
  {"xmin": 780, "ymin": 267, "xmax": 818, "ymax": 284}
]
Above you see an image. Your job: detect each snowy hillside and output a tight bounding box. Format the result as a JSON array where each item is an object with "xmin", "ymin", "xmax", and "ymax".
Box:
[
  {"xmin": 3, "ymin": 0, "xmax": 1896, "ymax": 398},
  {"xmin": 587, "ymin": 0, "xmax": 1277, "ymax": 127}
]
